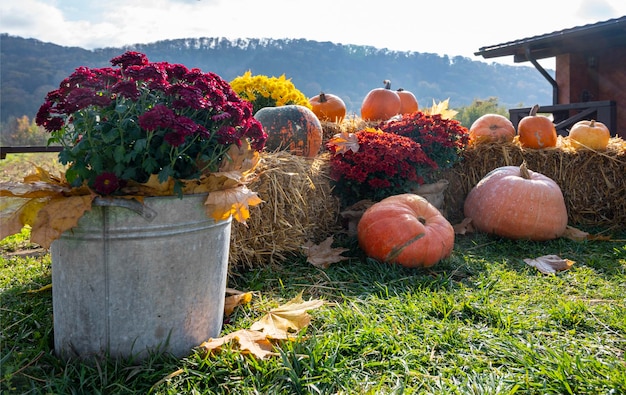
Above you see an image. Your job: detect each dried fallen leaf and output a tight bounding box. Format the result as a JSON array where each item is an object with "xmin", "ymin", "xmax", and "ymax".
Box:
[
  {"xmin": 199, "ymin": 293, "xmax": 324, "ymax": 359},
  {"xmin": 327, "ymin": 131, "xmax": 359, "ymax": 154},
  {"xmin": 561, "ymin": 225, "xmax": 612, "ymax": 241},
  {"xmin": 249, "ymin": 293, "xmax": 324, "ymax": 338},
  {"xmin": 453, "ymin": 217, "xmax": 475, "ymax": 235},
  {"xmin": 523, "ymin": 255, "xmax": 575, "ymax": 274},
  {"xmin": 30, "ymin": 195, "xmax": 95, "ymax": 249},
  {"xmin": 422, "ymin": 98, "xmax": 458, "ymax": 119},
  {"xmin": 303, "ymin": 236, "xmax": 351, "ymax": 269},
  {"xmin": 204, "ymin": 185, "xmax": 263, "ymax": 224},
  {"xmin": 224, "ymin": 291, "xmax": 253, "ymax": 316},
  {"xmin": 199, "ymin": 329, "xmax": 283, "ymax": 359}
]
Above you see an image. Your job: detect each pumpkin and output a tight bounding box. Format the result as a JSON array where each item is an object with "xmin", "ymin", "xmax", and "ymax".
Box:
[
  {"xmin": 254, "ymin": 105, "xmax": 323, "ymax": 158},
  {"xmin": 396, "ymin": 88, "xmax": 419, "ymax": 114},
  {"xmin": 360, "ymin": 79, "xmax": 401, "ymax": 121},
  {"xmin": 309, "ymin": 92, "xmax": 347, "ymax": 123},
  {"xmin": 463, "ymin": 162, "xmax": 568, "ymax": 240},
  {"xmin": 517, "ymin": 104, "xmax": 557, "ymax": 149},
  {"xmin": 568, "ymin": 119, "xmax": 610, "ymax": 150},
  {"xmin": 357, "ymin": 194, "xmax": 455, "ymax": 268},
  {"xmin": 468, "ymin": 113, "xmax": 516, "ymax": 144}
]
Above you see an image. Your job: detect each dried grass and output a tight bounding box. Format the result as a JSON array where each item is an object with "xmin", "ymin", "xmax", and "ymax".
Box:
[{"xmin": 229, "ymin": 151, "xmax": 341, "ymax": 271}]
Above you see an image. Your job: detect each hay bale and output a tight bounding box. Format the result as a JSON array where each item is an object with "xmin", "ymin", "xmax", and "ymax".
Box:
[
  {"xmin": 442, "ymin": 136, "xmax": 626, "ymax": 231},
  {"xmin": 229, "ymin": 151, "xmax": 341, "ymax": 270}
]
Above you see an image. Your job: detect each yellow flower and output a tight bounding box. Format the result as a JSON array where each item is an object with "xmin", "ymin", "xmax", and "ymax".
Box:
[{"xmin": 230, "ymin": 71, "xmax": 312, "ymax": 114}]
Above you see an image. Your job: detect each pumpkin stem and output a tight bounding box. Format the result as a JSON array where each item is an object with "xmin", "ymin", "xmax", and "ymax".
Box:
[
  {"xmin": 319, "ymin": 92, "xmax": 328, "ymax": 103},
  {"xmin": 383, "ymin": 80, "xmax": 392, "ymax": 90},
  {"xmin": 418, "ymin": 216, "xmax": 426, "ymax": 224},
  {"xmin": 529, "ymin": 104, "xmax": 539, "ymax": 117},
  {"xmin": 397, "ymin": 88, "xmax": 405, "ymax": 92},
  {"xmin": 519, "ymin": 161, "xmax": 531, "ymax": 179},
  {"xmin": 590, "ymin": 119, "xmax": 596, "ymax": 127}
]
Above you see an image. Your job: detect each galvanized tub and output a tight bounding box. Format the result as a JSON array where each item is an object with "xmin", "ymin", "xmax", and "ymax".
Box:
[{"xmin": 51, "ymin": 194, "xmax": 231, "ymax": 360}]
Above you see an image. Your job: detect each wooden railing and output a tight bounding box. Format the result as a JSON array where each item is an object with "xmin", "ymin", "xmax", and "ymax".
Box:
[
  {"xmin": 1, "ymin": 145, "xmax": 63, "ymax": 160},
  {"xmin": 509, "ymin": 100, "xmax": 617, "ymax": 136}
]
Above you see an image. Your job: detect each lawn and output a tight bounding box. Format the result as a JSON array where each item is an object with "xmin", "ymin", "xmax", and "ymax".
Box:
[{"xmin": 1, "ymin": 154, "xmax": 625, "ymax": 394}]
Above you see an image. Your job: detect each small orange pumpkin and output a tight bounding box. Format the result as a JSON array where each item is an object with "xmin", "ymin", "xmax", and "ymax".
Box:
[
  {"xmin": 309, "ymin": 92, "xmax": 347, "ymax": 123},
  {"xmin": 568, "ymin": 119, "xmax": 610, "ymax": 150},
  {"xmin": 357, "ymin": 194, "xmax": 455, "ymax": 268},
  {"xmin": 463, "ymin": 162, "xmax": 568, "ymax": 241},
  {"xmin": 517, "ymin": 104, "xmax": 557, "ymax": 149},
  {"xmin": 360, "ymin": 80, "xmax": 401, "ymax": 121},
  {"xmin": 468, "ymin": 114, "xmax": 516, "ymax": 144},
  {"xmin": 396, "ymin": 88, "xmax": 419, "ymax": 115},
  {"xmin": 254, "ymin": 105, "xmax": 323, "ymax": 158}
]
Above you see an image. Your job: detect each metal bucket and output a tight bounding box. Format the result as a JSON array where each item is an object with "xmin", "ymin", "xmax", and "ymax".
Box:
[{"xmin": 51, "ymin": 194, "xmax": 232, "ymax": 360}]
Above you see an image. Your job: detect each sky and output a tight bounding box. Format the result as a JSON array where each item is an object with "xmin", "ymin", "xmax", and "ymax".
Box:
[{"xmin": 1, "ymin": 0, "xmax": 625, "ymax": 68}]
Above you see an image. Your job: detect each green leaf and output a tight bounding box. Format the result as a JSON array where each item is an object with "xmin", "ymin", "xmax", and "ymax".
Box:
[
  {"xmin": 158, "ymin": 166, "xmax": 173, "ymax": 183},
  {"xmin": 143, "ymin": 157, "xmax": 159, "ymax": 174},
  {"xmin": 101, "ymin": 128, "xmax": 119, "ymax": 144},
  {"xmin": 115, "ymin": 104, "xmax": 128, "ymax": 114},
  {"xmin": 114, "ymin": 145, "xmax": 125, "ymax": 162}
]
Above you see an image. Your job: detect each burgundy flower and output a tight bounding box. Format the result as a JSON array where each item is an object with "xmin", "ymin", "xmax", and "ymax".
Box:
[
  {"xmin": 93, "ymin": 172, "xmax": 120, "ymax": 195},
  {"xmin": 110, "ymin": 51, "xmax": 149, "ymax": 69},
  {"xmin": 138, "ymin": 104, "xmax": 175, "ymax": 131},
  {"xmin": 111, "ymin": 80, "xmax": 140, "ymax": 100},
  {"xmin": 164, "ymin": 132, "xmax": 186, "ymax": 147}
]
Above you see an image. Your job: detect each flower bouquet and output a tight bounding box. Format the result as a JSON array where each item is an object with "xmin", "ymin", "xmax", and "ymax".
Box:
[
  {"xmin": 229, "ymin": 70, "xmax": 311, "ymax": 114},
  {"xmin": 1, "ymin": 51, "xmax": 268, "ymax": 248},
  {"xmin": 327, "ymin": 100, "xmax": 469, "ymax": 207}
]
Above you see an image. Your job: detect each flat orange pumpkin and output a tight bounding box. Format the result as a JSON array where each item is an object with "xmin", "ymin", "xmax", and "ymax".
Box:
[{"xmin": 357, "ymin": 194, "xmax": 454, "ymax": 268}]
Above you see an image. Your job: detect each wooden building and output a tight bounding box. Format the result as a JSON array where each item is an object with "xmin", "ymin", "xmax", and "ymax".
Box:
[{"xmin": 474, "ymin": 16, "xmax": 626, "ymax": 139}]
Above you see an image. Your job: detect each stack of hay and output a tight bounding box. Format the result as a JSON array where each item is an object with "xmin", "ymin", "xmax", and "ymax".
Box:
[
  {"xmin": 443, "ymin": 136, "xmax": 626, "ymax": 231},
  {"xmin": 229, "ymin": 151, "xmax": 341, "ymax": 270}
]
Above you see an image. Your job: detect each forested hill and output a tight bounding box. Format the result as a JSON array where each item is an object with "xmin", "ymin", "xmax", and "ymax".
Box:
[{"xmin": 0, "ymin": 34, "xmax": 552, "ymax": 123}]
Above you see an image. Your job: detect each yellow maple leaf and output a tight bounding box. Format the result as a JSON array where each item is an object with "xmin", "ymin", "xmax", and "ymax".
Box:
[
  {"xmin": 22, "ymin": 166, "xmax": 65, "ymax": 184},
  {"xmin": 199, "ymin": 293, "xmax": 323, "ymax": 359},
  {"xmin": 224, "ymin": 289, "xmax": 253, "ymax": 316},
  {"xmin": 0, "ymin": 181, "xmax": 69, "ymax": 198},
  {"xmin": 422, "ymin": 98, "xmax": 458, "ymax": 120},
  {"xmin": 249, "ymin": 293, "xmax": 324, "ymax": 338},
  {"xmin": 200, "ymin": 329, "xmax": 282, "ymax": 359},
  {"xmin": 30, "ymin": 195, "xmax": 95, "ymax": 249},
  {"xmin": 327, "ymin": 131, "xmax": 359, "ymax": 154},
  {"xmin": 204, "ymin": 186, "xmax": 263, "ymax": 224},
  {"xmin": 0, "ymin": 197, "xmax": 46, "ymax": 240},
  {"xmin": 218, "ymin": 140, "xmax": 261, "ymax": 176}
]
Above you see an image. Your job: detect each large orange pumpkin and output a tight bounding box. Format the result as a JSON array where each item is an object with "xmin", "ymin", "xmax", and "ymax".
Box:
[
  {"xmin": 396, "ymin": 88, "xmax": 419, "ymax": 115},
  {"xmin": 463, "ymin": 162, "xmax": 568, "ymax": 240},
  {"xmin": 360, "ymin": 80, "xmax": 401, "ymax": 121},
  {"xmin": 517, "ymin": 104, "xmax": 557, "ymax": 149},
  {"xmin": 568, "ymin": 119, "xmax": 610, "ymax": 150},
  {"xmin": 468, "ymin": 114, "xmax": 516, "ymax": 144},
  {"xmin": 309, "ymin": 92, "xmax": 346, "ymax": 123},
  {"xmin": 254, "ymin": 105, "xmax": 323, "ymax": 158},
  {"xmin": 357, "ymin": 194, "xmax": 455, "ymax": 268}
]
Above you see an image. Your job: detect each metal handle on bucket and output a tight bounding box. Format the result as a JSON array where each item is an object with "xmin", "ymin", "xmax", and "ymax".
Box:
[{"xmin": 93, "ymin": 197, "xmax": 158, "ymax": 221}]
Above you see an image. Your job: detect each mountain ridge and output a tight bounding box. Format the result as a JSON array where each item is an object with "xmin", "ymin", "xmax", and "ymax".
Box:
[{"xmin": 0, "ymin": 34, "xmax": 552, "ymax": 123}]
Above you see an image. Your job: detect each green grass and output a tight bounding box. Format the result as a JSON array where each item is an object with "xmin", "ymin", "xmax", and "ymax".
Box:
[{"xmin": 1, "ymin": 226, "xmax": 625, "ymax": 394}]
